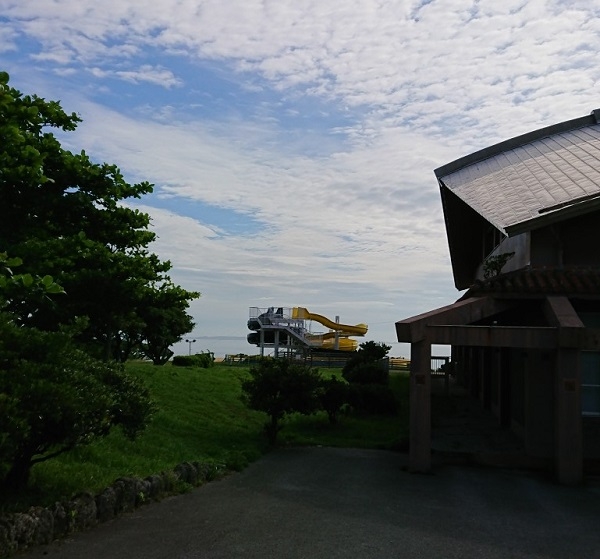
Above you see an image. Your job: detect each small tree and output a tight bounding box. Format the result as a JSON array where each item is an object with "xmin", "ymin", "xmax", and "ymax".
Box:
[
  {"xmin": 138, "ymin": 282, "xmax": 198, "ymax": 365},
  {"xmin": 342, "ymin": 341, "xmax": 391, "ymax": 385},
  {"xmin": 241, "ymin": 358, "xmax": 321, "ymax": 444}
]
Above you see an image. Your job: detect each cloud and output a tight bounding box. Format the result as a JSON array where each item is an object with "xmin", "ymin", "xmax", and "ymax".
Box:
[
  {"xmin": 2, "ymin": 0, "xmax": 600, "ymax": 355},
  {"xmin": 87, "ymin": 64, "xmax": 182, "ymax": 87}
]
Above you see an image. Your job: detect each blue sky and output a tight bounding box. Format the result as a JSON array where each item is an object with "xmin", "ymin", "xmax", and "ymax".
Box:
[{"xmin": 2, "ymin": 0, "xmax": 600, "ymax": 357}]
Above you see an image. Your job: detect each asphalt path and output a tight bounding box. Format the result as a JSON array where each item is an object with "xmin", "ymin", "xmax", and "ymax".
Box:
[{"xmin": 21, "ymin": 447, "xmax": 600, "ymax": 559}]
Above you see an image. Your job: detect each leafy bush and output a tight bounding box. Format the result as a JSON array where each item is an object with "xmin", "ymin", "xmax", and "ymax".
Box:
[
  {"xmin": 241, "ymin": 358, "xmax": 321, "ymax": 444},
  {"xmin": 347, "ymin": 383, "xmax": 398, "ymax": 415},
  {"xmin": 340, "ymin": 342, "xmax": 397, "ymax": 415}
]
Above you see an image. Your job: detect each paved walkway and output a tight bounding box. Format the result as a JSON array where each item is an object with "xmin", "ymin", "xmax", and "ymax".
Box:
[{"xmin": 22, "ymin": 447, "xmax": 600, "ymax": 559}]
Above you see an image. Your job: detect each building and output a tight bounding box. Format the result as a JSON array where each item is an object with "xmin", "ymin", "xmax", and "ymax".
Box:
[{"xmin": 396, "ymin": 110, "xmax": 600, "ymax": 484}]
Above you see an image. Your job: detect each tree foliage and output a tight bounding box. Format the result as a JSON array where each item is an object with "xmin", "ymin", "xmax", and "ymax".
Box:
[
  {"xmin": 138, "ymin": 283, "xmax": 196, "ymax": 365},
  {"xmin": 0, "ymin": 71, "xmax": 199, "ymax": 361},
  {"xmin": 0, "ymin": 72, "xmax": 197, "ymax": 489},
  {"xmin": 0, "ymin": 315, "xmax": 156, "ymax": 490},
  {"xmin": 0, "ymin": 255, "xmax": 156, "ymax": 489}
]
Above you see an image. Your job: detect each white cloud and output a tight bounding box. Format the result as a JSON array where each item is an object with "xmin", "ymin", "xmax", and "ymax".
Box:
[
  {"xmin": 82, "ymin": 64, "xmax": 182, "ymax": 88},
  {"xmin": 2, "ymin": 0, "xmax": 600, "ymax": 355}
]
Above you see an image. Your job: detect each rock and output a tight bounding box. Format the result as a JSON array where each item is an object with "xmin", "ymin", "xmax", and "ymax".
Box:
[
  {"xmin": 0, "ymin": 516, "xmax": 17, "ymax": 557},
  {"xmin": 95, "ymin": 486, "xmax": 117, "ymax": 523},
  {"xmin": 113, "ymin": 477, "xmax": 137, "ymax": 513},
  {"xmin": 51, "ymin": 502, "xmax": 69, "ymax": 538},
  {"xmin": 145, "ymin": 474, "xmax": 164, "ymax": 499},
  {"xmin": 174, "ymin": 462, "xmax": 197, "ymax": 485},
  {"xmin": 66, "ymin": 493, "xmax": 97, "ymax": 532},
  {"xmin": 28, "ymin": 507, "xmax": 54, "ymax": 545}
]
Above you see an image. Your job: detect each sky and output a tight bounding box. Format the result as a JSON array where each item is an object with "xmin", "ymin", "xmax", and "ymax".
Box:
[{"xmin": 1, "ymin": 0, "xmax": 599, "ymax": 358}]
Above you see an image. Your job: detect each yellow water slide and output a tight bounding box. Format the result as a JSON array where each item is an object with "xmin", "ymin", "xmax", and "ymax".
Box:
[
  {"xmin": 311, "ymin": 334, "xmax": 359, "ymax": 351},
  {"xmin": 292, "ymin": 307, "xmax": 368, "ymax": 336}
]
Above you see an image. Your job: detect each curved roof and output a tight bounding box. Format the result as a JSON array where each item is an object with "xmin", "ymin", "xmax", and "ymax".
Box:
[{"xmin": 436, "ymin": 110, "xmax": 600, "ymax": 236}]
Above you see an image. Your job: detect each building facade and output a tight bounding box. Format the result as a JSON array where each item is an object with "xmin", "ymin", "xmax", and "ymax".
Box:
[{"xmin": 396, "ymin": 110, "xmax": 600, "ymax": 484}]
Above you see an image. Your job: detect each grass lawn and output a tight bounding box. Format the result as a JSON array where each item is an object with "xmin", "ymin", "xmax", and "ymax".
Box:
[{"xmin": 3, "ymin": 362, "xmax": 409, "ymax": 511}]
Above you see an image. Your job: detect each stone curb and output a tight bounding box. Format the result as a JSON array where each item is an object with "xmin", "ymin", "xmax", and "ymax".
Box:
[{"xmin": 0, "ymin": 460, "xmax": 224, "ymax": 558}]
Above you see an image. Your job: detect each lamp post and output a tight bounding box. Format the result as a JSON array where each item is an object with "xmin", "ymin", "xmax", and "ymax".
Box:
[{"xmin": 185, "ymin": 338, "xmax": 196, "ymax": 355}]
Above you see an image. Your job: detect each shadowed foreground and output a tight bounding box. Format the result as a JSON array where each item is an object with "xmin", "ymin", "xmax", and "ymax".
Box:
[{"xmin": 21, "ymin": 447, "xmax": 600, "ymax": 559}]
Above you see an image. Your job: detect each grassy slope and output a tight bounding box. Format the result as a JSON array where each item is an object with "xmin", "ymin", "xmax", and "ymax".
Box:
[{"xmin": 8, "ymin": 362, "xmax": 409, "ymax": 509}]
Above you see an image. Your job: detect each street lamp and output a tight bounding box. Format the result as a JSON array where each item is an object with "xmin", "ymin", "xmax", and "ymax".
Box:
[{"xmin": 185, "ymin": 338, "xmax": 196, "ymax": 355}]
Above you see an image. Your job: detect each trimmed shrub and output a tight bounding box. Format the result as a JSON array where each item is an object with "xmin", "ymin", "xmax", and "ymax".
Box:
[
  {"xmin": 172, "ymin": 355, "xmax": 196, "ymax": 367},
  {"xmin": 318, "ymin": 375, "xmax": 350, "ymax": 424},
  {"xmin": 347, "ymin": 383, "xmax": 398, "ymax": 415},
  {"xmin": 172, "ymin": 352, "xmax": 214, "ymax": 368}
]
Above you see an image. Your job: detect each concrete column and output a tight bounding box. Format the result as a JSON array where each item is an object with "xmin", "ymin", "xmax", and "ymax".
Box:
[
  {"xmin": 555, "ymin": 348, "xmax": 582, "ymax": 485},
  {"xmin": 409, "ymin": 339, "xmax": 432, "ymax": 473}
]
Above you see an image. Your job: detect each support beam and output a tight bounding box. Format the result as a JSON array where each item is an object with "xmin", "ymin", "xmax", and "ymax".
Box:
[
  {"xmin": 427, "ymin": 325, "xmax": 557, "ymax": 348},
  {"xmin": 409, "ymin": 339, "xmax": 431, "ymax": 473},
  {"xmin": 396, "ymin": 296, "xmax": 511, "ymax": 343},
  {"xmin": 259, "ymin": 329, "xmax": 265, "ymax": 357}
]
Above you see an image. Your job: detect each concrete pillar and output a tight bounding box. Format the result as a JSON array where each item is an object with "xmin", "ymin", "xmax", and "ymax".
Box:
[
  {"xmin": 409, "ymin": 339, "xmax": 432, "ymax": 473},
  {"xmin": 555, "ymin": 348, "xmax": 582, "ymax": 485}
]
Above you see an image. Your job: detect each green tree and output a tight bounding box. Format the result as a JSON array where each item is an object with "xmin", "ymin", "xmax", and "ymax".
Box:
[
  {"xmin": 0, "ymin": 71, "xmax": 191, "ymax": 488},
  {"xmin": 0, "ymin": 71, "xmax": 198, "ymax": 359},
  {"xmin": 241, "ymin": 359, "xmax": 321, "ymax": 444},
  {"xmin": 342, "ymin": 341, "xmax": 391, "ymax": 385}
]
